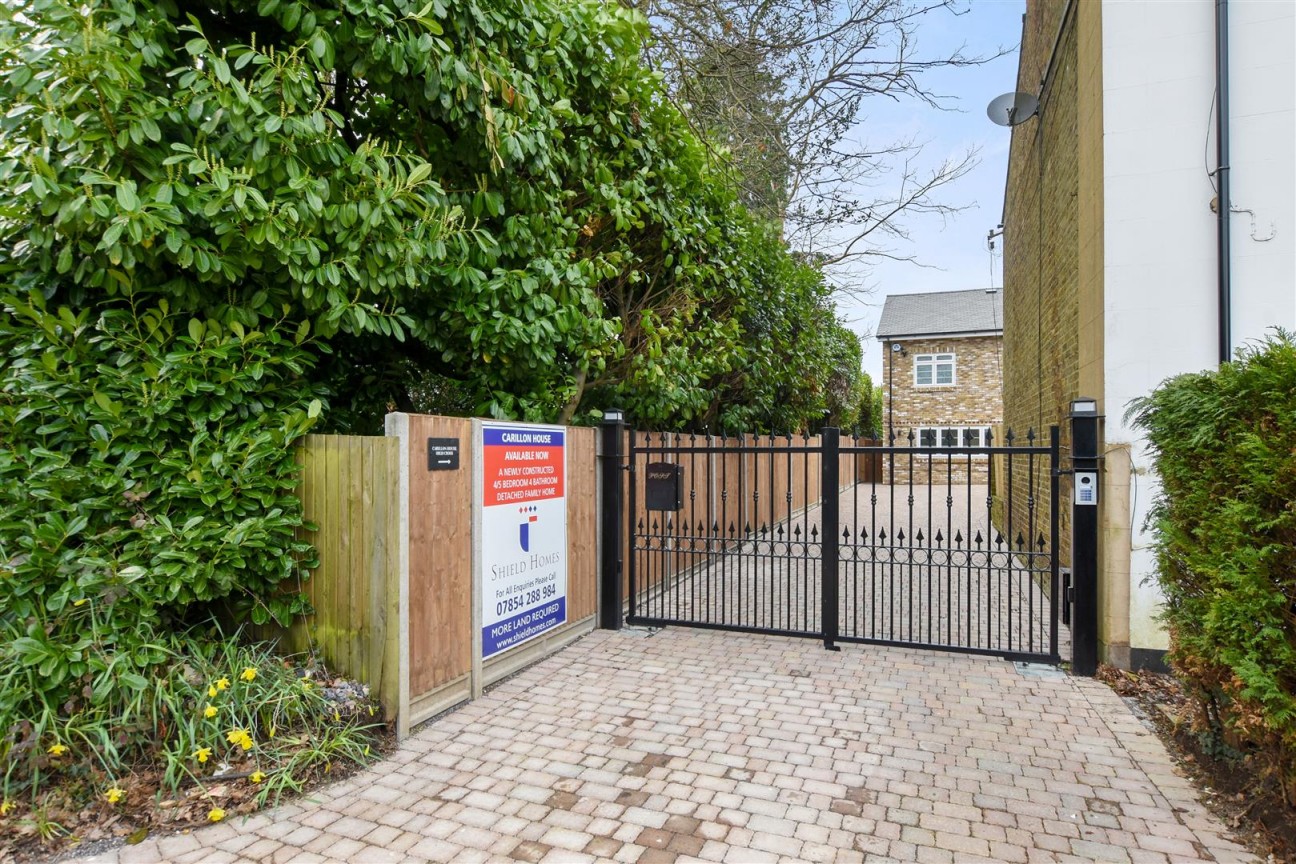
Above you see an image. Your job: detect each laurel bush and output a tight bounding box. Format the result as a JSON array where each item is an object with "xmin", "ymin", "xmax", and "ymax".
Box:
[{"xmin": 0, "ymin": 294, "xmax": 325, "ymax": 789}]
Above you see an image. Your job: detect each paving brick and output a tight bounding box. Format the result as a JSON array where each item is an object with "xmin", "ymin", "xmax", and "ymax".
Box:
[
  {"xmin": 934, "ymin": 831, "xmax": 990, "ymax": 857},
  {"xmin": 583, "ymin": 836, "xmax": 623, "ymax": 858},
  {"xmin": 508, "ymin": 840, "xmax": 551, "ymax": 862},
  {"xmin": 68, "ymin": 630, "xmax": 1255, "ymax": 864},
  {"xmin": 240, "ymin": 838, "xmax": 283, "ymax": 861},
  {"xmin": 406, "ymin": 836, "xmax": 463, "ymax": 860},
  {"xmin": 1070, "ymin": 838, "xmax": 1133, "ymax": 862},
  {"xmin": 920, "ymin": 812, "xmax": 972, "ymax": 836}
]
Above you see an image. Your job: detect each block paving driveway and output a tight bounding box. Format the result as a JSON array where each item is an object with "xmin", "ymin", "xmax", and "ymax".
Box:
[{"xmin": 85, "ymin": 628, "xmax": 1253, "ymax": 863}]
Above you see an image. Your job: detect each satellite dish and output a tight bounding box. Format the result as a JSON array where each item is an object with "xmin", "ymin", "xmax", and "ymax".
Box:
[{"xmin": 986, "ymin": 91, "xmax": 1040, "ymax": 127}]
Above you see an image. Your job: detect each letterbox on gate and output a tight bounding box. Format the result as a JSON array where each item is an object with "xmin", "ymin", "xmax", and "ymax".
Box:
[{"xmin": 645, "ymin": 462, "xmax": 684, "ymax": 511}]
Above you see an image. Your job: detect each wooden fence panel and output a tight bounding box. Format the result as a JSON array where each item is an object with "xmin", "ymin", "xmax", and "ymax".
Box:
[
  {"xmin": 566, "ymin": 426, "xmax": 598, "ymax": 622},
  {"xmin": 291, "ymin": 434, "xmax": 400, "ymax": 720},
  {"xmin": 854, "ymin": 441, "xmax": 882, "ymax": 484},
  {"xmin": 406, "ymin": 415, "xmax": 473, "ymax": 709}
]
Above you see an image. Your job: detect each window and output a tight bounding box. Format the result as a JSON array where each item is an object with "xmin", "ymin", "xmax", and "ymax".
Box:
[
  {"xmin": 914, "ymin": 353, "xmax": 955, "ymax": 386},
  {"xmin": 914, "ymin": 426, "xmax": 992, "ymax": 449}
]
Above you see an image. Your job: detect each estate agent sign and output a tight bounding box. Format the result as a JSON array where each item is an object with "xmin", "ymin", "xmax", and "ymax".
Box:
[{"xmin": 476, "ymin": 422, "xmax": 568, "ymax": 658}]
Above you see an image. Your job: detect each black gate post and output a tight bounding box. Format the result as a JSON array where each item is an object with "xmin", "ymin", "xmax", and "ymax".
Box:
[
  {"xmin": 820, "ymin": 427, "xmax": 841, "ymax": 650},
  {"xmin": 1069, "ymin": 400, "xmax": 1102, "ymax": 675},
  {"xmin": 1049, "ymin": 426, "xmax": 1062, "ymax": 661},
  {"xmin": 599, "ymin": 410, "xmax": 625, "ymax": 630}
]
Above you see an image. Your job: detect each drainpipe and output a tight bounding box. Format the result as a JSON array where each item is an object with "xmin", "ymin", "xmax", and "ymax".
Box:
[{"xmin": 1216, "ymin": 0, "xmax": 1232, "ymax": 364}]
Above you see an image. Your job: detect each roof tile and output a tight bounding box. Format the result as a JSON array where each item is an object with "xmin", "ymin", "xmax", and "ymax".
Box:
[{"xmin": 875, "ymin": 289, "xmax": 1004, "ymax": 339}]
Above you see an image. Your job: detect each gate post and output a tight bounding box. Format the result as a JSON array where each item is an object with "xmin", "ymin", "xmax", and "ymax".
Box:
[
  {"xmin": 820, "ymin": 427, "xmax": 841, "ymax": 650},
  {"xmin": 599, "ymin": 410, "xmax": 626, "ymax": 630},
  {"xmin": 1069, "ymin": 400, "xmax": 1102, "ymax": 675}
]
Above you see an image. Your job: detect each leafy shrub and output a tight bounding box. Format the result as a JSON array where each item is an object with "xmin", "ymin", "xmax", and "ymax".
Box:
[
  {"xmin": 0, "ymin": 0, "xmax": 865, "ymax": 433},
  {"xmin": 1128, "ymin": 330, "xmax": 1296, "ymax": 797},
  {"xmin": 0, "ymin": 293, "xmax": 325, "ymax": 786}
]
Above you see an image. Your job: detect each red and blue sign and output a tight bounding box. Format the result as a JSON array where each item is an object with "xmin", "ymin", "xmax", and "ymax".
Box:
[{"xmin": 478, "ymin": 422, "xmax": 567, "ymax": 659}]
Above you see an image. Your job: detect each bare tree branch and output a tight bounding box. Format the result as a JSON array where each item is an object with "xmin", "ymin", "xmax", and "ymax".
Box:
[{"xmin": 626, "ymin": 0, "xmax": 1006, "ymax": 275}]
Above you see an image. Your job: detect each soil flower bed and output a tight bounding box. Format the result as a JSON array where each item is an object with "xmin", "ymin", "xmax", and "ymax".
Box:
[{"xmin": 0, "ymin": 635, "xmax": 385, "ymax": 864}]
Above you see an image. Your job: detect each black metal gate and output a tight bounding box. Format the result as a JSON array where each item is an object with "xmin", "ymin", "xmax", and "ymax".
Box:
[{"xmin": 623, "ymin": 427, "xmax": 1063, "ymax": 664}]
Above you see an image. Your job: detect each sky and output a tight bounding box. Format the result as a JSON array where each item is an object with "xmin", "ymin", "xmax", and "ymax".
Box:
[{"xmin": 826, "ymin": 0, "xmax": 1027, "ymax": 383}]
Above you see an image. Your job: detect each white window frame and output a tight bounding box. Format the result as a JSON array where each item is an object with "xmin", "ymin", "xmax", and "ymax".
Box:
[
  {"xmin": 913, "ymin": 353, "xmax": 956, "ymax": 387},
  {"xmin": 914, "ymin": 426, "xmax": 993, "ymax": 450}
]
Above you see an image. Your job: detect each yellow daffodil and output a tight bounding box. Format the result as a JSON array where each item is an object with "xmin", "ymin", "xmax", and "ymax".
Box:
[
  {"xmin": 268, "ymin": 725, "xmax": 276, "ymax": 739},
  {"xmin": 193, "ymin": 747, "xmax": 212, "ymax": 764},
  {"xmin": 225, "ymin": 728, "xmax": 253, "ymax": 751},
  {"xmin": 73, "ymin": 598, "xmax": 88, "ymax": 607},
  {"xmin": 240, "ymin": 667, "xmax": 256, "ymax": 682},
  {"xmin": 250, "ymin": 771, "xmax": 266, "ymax": 784},
  {"xmin": 1, "ymin": 799, "xmax": 15, "ymax": 816},
  {"xmin": 208, "ymin": 807, "xmax": 226, "ymax": 822},
  {"xmin": 207, "ymin": 685, "xmax": 218, "ymax": 698},
  {"xmin": 47, "ymin": 743, "xmax": 68, "ymax": 757},
  {"xmin": 333, "ymin": 708, "xmax": 340, "ymax": 723},
  {"xmin": 216, "ymin": 677, "xmax": 230, "ymax": 691},
  {"xmin": 300, "ymin": 679, "xmax": 311, "ymax": 690},
  {"xmin": 203, "ymin": 705, "xmax": 218, "ymax": 719},
  {"xmin": 105, "ymin": 788, "xmax": 125, "ymax": 804}
]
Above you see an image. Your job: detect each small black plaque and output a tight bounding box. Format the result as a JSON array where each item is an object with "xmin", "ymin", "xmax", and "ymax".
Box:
[
  {"xmin": 645, "ymin": 462, "xmax": 684, "ymax": 511},
  {"xmin": 427, "ymin": 437, "xmax": 460, "ymax": 471}
]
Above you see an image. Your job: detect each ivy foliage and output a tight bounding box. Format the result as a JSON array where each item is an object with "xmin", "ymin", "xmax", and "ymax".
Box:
[
  {"xmin": 1128, "ymin": 331, "xmax": 1296, "ymax": 795},
  {"xmin": 0, "ymin": 0, "xmax": 862, "ymax": 431}
]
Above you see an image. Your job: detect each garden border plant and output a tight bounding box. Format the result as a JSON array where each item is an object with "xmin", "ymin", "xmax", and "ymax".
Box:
[
  {"xmin": 0, "ymin": 295, "xmax": 381, "ymax": 846},
  {"xmin": 1128, "ymin": 329, "xmax": 1296, "ymax": 805}
]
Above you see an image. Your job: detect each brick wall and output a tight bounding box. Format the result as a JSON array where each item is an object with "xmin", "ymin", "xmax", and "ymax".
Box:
[
  {"xmin": 881, "ymin": 334, "xmax": 1004, "ymax": 484},
  {"xmin": 1001, "ymin": 0, "xmax": 1080, "ymax": 568}
]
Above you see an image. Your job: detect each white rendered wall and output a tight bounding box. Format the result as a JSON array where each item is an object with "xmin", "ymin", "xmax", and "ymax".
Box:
[{"xmin": 1101, "ymin": 0, "xmax": 1296, "ymax": 652}]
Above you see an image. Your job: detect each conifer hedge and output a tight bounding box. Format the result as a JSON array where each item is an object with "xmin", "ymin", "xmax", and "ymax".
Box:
[{"xmin": 1129, "ymin": 331, "xmax": 1296, "ymax": 798}]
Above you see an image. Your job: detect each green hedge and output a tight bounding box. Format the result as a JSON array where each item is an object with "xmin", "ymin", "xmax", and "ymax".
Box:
[
  {"xmin": 0, "ymin": 294, "xmax": 323, "ymax": 779},
  {"xmin": 1129, "ymin": 331, "xmax": 1296, "ymax": 793}
]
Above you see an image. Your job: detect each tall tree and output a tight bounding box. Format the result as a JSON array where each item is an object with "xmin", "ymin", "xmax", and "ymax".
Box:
[
  {"xmin": 676, "ymin": 37, "xmax": 790, "ymax": 219},
  {"xmin": 630, "ymin": 0, "xmax": 992, "ymax": 273}
]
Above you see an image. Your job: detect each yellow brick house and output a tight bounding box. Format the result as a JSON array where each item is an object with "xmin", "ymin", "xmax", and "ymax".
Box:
[
  {"xmin": 876, "ymin": 289, "xmax": 1005, "ymax": 484},
  {"xmin": 998, "ymin": 0, "xmax": 1294, "ymax": 671}
]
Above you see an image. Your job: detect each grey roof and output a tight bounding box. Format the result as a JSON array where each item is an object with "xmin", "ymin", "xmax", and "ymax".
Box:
[{"xmin": 875, "ymin": 289, "xmax": 1004, "ymax": 339}]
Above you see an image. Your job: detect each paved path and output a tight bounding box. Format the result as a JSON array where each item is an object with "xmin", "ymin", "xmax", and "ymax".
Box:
[{"xmin": 85, "ymin": 629, "xmax": 1252, "ymax": 863}]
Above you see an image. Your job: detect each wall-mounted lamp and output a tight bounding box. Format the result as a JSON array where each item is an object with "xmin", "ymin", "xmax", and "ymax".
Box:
[{"xmin": 887, "ymin": 342, "xmax": 907, "ymax": 440}]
